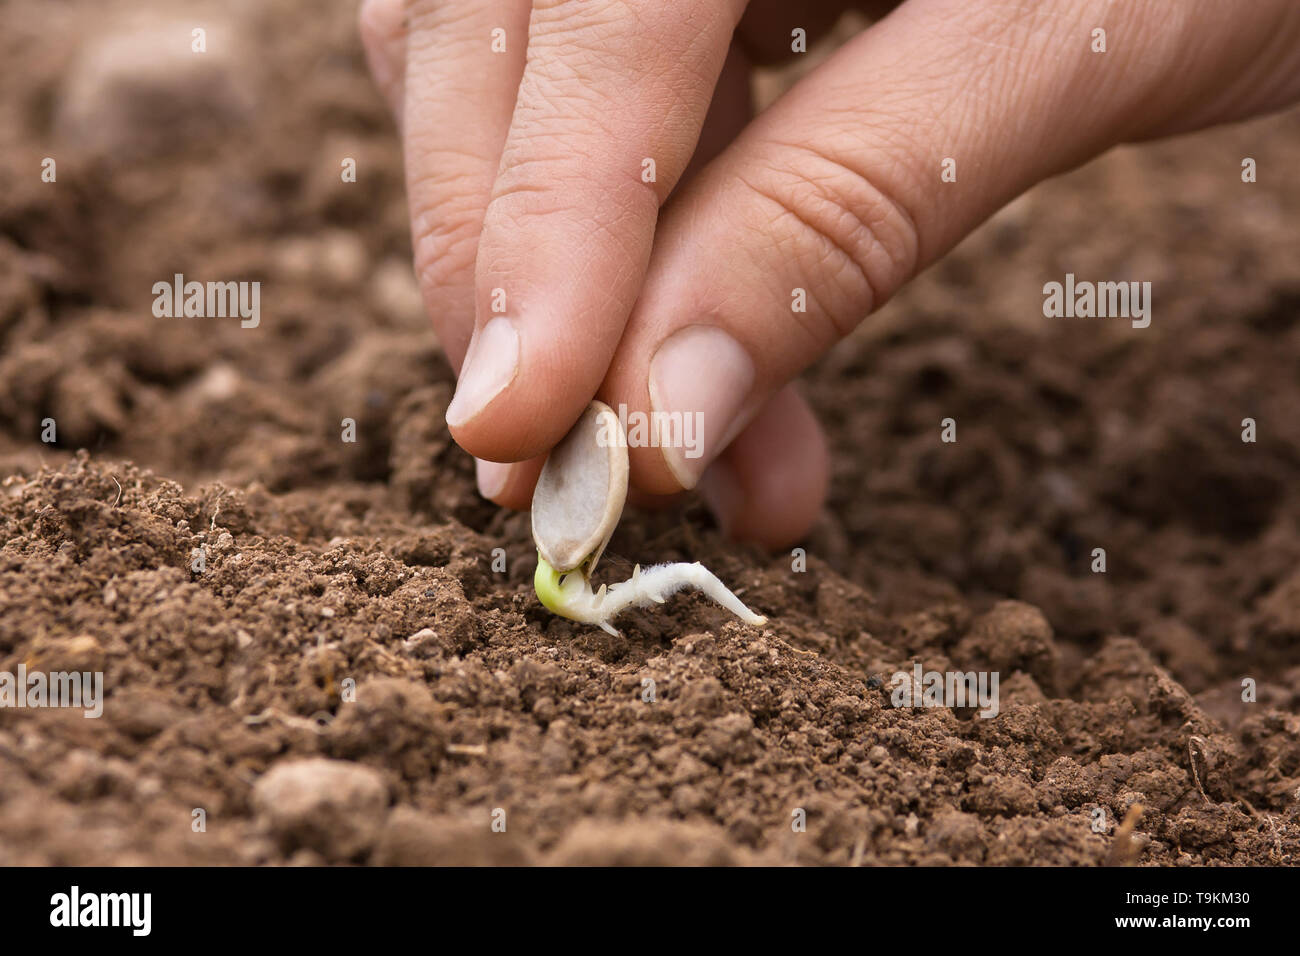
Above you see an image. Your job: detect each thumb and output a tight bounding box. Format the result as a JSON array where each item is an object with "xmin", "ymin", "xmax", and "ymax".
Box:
[{"xmin": 604, "ymin": 0, "xmax": 1300, "ymax": 493}]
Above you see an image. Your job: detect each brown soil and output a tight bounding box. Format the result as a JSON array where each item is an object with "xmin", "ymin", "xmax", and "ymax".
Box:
[{"xmin": 1, "ymin": 0, "xmax": 1298, "ymax": 865}]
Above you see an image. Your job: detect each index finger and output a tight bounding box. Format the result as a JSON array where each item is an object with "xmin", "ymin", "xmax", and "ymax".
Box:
[{"xmin": 443, "ymin": 0, "xmax": 749, "ymax": 464}]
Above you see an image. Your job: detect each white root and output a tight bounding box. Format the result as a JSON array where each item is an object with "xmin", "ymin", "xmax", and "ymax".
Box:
[{"xmin": 547, "ymin": 561, "xmax": 767, "ymax": 636}]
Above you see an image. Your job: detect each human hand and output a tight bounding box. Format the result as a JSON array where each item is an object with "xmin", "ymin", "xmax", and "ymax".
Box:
[{"xmin": 361, "ymin": 0, "xmax": 1300, "ymax": 548}]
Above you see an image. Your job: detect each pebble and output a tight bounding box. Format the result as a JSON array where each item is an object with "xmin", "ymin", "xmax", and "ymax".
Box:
[{"xmin": 252, "ymin": 758, "xmax": 388, "ymax": 862}]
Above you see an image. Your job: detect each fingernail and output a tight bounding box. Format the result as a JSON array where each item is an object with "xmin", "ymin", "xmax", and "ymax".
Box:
[
  {"xmin": 648, "ymin": 325, "xmax": 754, "ymax": 489},
  {"xmin": 697, "ymin": 459, "xmax": 743, "ymax": 537},
  {"xmin": 446, "ymin": 317, "xmax": 519, "ymax": 428},
  {"xmin": 476, "ymin": 458, "xmax": 511, "ymax": 500}
]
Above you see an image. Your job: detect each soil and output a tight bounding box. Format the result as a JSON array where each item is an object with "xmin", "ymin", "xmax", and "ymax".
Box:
[{"xmin": 1, "ymin": 0, "xmax": 1298, "ymax": 866}]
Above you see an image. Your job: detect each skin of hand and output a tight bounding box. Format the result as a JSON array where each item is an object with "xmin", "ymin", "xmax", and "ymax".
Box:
[{"xmin": 360, "ymin": 0, "xmax": 1300, "ymax": 549}]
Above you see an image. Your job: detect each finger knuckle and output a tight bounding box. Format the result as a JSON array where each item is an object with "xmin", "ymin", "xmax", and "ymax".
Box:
[
  {"xmin": 410, "ymin": 190, "xmax": 483, "ymax": 299},
  {"xmin": 358, "ymin": 0, "xmax": 401, "ymax": 49},
  {"xmin": 740, "ymin": 144, "xmax": 920, "ymax": 341}
]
